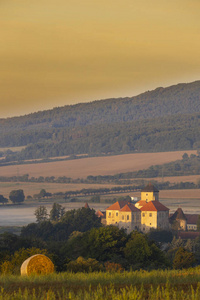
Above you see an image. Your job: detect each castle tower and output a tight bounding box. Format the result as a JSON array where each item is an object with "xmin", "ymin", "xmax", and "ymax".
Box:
[{"xmin": 140, "ymin": 182, "xmax": 159, "ymax": 203}]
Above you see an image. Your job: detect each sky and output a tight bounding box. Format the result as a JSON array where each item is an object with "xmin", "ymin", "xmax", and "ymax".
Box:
[{"xmin": 0, "ymin": 0, "xmax": 200, "ymax": 118}]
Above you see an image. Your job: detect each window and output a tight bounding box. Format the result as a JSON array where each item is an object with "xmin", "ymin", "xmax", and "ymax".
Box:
[
  {"xmin": 150, "ymin": 223, "xmax": 151, "ymax": 225},
  {"xmin": 116, "ymin": 212, "xmax": 118, "ymax": 216},
  {"xmin": 146, "ymin": 193, "xmax": 148, "ymax": 196},
  {"xmin": 142, "ymin": 213, "xmax": 145, "ymax": 217},
  {"xmin": 149, "ymin": 213, "xmax": 152, "ymax": 217},
  {"xmin": 127, "ymin": 215, "xmax": 129, "ymax": 220},
  {"xmin": 122, "ymin": 215, "xmax": 124, "ymax": 220},
  {"xmin": 109, "ymin": 212, "xmax": 111, "ymax": 217}
]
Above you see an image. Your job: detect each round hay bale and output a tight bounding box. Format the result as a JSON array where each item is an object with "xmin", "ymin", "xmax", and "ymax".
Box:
[{"xmin": 20, "ymin": 254, "xmax": 54, "ymax": 276}]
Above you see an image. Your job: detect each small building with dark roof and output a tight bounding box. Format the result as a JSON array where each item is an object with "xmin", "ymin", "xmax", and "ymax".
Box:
[
  {"xmin": 169, "ymin": 208, "xmax": 187, "ymax": 231},
  {"xmin": 169, "ymin": 208, "xmax": 199, "ymax": 231},
  {"xmin": 185, "ymin": 214, "xmax": 199, "ymax": 231}
]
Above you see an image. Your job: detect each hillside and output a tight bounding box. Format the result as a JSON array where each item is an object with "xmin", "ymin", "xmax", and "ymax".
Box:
[{"xmin": 0, "ymin": 80, "xmax": 200, "ymax": 161}]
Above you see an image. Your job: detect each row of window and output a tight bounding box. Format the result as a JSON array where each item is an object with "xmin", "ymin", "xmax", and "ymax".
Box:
[
  {"xmin": 108, "ymin": 212, "xmax": 140, "ymax": 220},
  {"xmin": 142, "ymin": 212, "xmax": 167, "ymax": 218},
  {"xmin": 142, "ymin": 213, "xmax": 152, "ymax": 217}
]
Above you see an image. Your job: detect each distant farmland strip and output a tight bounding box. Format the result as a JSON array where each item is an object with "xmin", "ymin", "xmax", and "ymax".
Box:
[{"xmin": 0, "ymin": 150, "xmax": 196, "ymax": 179}]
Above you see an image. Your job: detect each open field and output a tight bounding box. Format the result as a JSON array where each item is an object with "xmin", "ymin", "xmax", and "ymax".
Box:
[
  {"xmin": 0, "ymin": 146, "xmax": 26, "ymax": 152},
  {"xmin": 0, "ymin": 182, "xmax": 117, "ymax": 198},
  {"xmin": 143, "ymin": 174, "xmax": 200, "ymax": 184},
  {"xmin": 0, "ymin": 150, "xmax": 196, "ymax": 179}
]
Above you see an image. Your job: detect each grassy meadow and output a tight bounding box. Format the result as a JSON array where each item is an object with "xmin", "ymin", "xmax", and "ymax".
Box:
[{"xmin": 0, "ymin": 268, "xmax": 200, "ymax": 299}]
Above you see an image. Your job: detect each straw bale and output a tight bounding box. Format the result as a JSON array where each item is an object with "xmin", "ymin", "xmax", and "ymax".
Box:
[{"xmin": 20, "ymin": 254, "xmax": 54, "ymax": 276}]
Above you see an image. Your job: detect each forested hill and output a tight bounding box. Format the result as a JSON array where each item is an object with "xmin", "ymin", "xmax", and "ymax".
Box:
[
  {"xmin": 1, "ymin": 80, "xmax": 200, "ymax": 161},
  {"xmin": 1, "ymin": 80, "xmax": 200, "ymax": 130}
]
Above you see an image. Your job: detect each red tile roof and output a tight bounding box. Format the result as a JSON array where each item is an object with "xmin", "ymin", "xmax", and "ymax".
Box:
[
  {"xmin": 140, "ymin": 201, "xmax": 169, "ymax": 212},
  {"xmin": 136, "ymin": 200, "xmax": 147, "ymax": 207},
  {"xmin": 120, "ymin": 203, "xmax": 140, "ymax": 212},
  {"xmin": 185, "ymin": 214, "xmax": 199, "ymax": 225},
  {"xmin": 178, "ymin": 231, "xmax": 200, "ymax": 240},
  {"xmin": 84, "ymin": 202, "xmax": 90, "ymax": 208},
  {"xmin": 106, "ymin": 200, "xmax": 129, "ymax": 211},
  {"xmin": 95, "ymin": 210, "xmax": 104, "ymax": 217}
]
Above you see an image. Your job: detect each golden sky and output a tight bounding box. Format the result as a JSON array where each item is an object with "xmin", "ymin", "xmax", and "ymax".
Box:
[{"xmin": 0, "ymin": 0, "xmax": 200, "ymax": 118}]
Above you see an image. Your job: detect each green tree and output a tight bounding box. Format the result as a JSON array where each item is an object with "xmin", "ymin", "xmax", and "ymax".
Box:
[
  {"xmin": 9, "ymin": 189, "xmax": 25, "ymax": 204},
  {"xmin": 90, "ymin": 195, "xmax": 100, "ymax": 203},
  {"xmin": 182, "ymin": 153, "xmax": 189, "ymax": 161},
  {"xmin": 124, "ymin": 231, "xmax": 152, "ymax": 266},
  {"xmin": 49, "ymin": 203, "xmax": 65, "ymax": 222},
  {"xmin": 173, "ymin": 247, "xmax": 196, "ymax": 269},
  {"xmin": 61, "ymin": 207, "xmax": 102, "ymax": 233},
  {"xmin": 124, "ymin": 231, "xmax": 169, "ymax": 269},
  {"xmin": 34, "ymin": 206, "xmax": 48, "ymax": 223},
  {"xmin": 147, "ymin": 230, "xmax": 173, "ymax": 244},
  {"xmin": 0, "ymin": 195, "xmax": 8, "ymax": 205},
  {"xmin": 82, "ymin": 226, "xmax": 127, "ymax": 262},
  {"xmin": 197, "ymin": 215, "xmax": 200, "ymax": 231}
]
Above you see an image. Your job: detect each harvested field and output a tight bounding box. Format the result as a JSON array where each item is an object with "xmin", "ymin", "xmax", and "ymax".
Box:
[
  {"xmin": 159, "ymin": 189, "xmax": 200, "ymax": 199},
  {"xmin": 0, "ymin": 146, "xmax": 25, "ymax": 152},
  {"xmin": 143, "ymin": 175, "xmax": 200, "ymax": 184},
  {"xmin": 0, "ymin": 150, "xmax": 196, "ymax": 179},
  {"xmin": 0, "ymin": 182, "xmax": 117, "ymax": 198},
  {"xmin": 159, "ymin": 189, "xmax": 200, "ymax": 214}
]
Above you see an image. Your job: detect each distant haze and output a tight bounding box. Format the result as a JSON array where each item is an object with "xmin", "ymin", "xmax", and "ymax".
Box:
[{"xmin": 0, "ymin": 0, "xmax": 200, "ymax": 118}]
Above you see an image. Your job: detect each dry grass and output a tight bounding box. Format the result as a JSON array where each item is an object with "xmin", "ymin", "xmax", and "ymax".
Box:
[
  {"xmin": 0, "ymin": 146, "xmax": 25, "ymax": 152},
  {"xmin": 159, "ymin": 189, "xmax": 200, "ymax": 199},
  {"xmin": 144, "ymin": 174, "xmax": 200, "ymax": 184},
  {"xmin": 0, "ymin": 150, "xmax": 196, "ymax": 179},
  {"xmin": 0, "ymin": 182, "xmax": 118, "ymax": 198}
]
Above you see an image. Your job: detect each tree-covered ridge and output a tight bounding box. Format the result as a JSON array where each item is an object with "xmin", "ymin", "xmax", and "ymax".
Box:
[
  {"xmin": 0, "ymin": 81, "xmax": 200, "ymax": 159},
  {"xmin": 1, "ymin": 81, "xmax": 200, "ymax": 130},
  {"xmin": 2, "ymin": 112, "xmax": 200, "ymax": 161}
]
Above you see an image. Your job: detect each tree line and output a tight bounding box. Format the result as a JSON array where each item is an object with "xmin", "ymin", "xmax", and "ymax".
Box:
[{"xmin": 0, "ymin": 190, "xmax": 25, "ymax": 205}]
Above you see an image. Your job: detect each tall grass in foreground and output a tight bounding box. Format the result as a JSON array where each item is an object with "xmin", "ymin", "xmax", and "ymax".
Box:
[
  {"xmin": 0, "ymin": 284, "xmax": 199, "ymax": 300},
  {"xmin": 0, "ymin": 268, "xmax": 200, "ymax": 299}
]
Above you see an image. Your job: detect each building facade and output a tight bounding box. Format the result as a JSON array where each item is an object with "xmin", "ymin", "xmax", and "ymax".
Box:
[
  {"xmin": 105, "ymin": 183, "xmax": 169, "ymax": 233},
  {"xmin": 106, "ymin": 201, "xmax": 141, "ymax": 233}
]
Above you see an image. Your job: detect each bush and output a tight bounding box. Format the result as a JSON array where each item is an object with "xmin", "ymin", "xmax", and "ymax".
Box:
[
  {"xmin": 0, "ymin": 247, "xmax": 51, "ymax": 275},
  {"xmin": 104, "ymin": 262, "xmax": 123, "ymax": 273},
  {"xmin": 67, "ymin": 256, "xmax": 103, "ymax": 273},
  {"xmin": 173, "ymin": 247, "xmax": 196, "ymax": 269}
]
